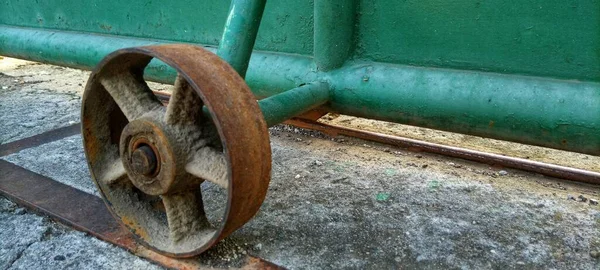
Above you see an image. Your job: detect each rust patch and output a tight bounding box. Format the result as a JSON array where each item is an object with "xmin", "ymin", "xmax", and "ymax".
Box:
[
  {"xmin": 242, "ymin": 256, "xmax": 285, "ymax": 270},
  {"xmin": 121, "ymin": 216, "xmax": 150, "ymax": 241}
]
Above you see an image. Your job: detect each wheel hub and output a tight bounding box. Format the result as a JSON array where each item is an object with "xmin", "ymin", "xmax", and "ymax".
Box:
[{"xmin": 119, "ymin": 118, "xmax": 184, "ymax": 196}]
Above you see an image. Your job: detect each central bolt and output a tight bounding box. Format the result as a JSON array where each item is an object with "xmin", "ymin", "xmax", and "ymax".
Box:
[{"xmin": 130, "ymin": 145, "xmax": 158, "ymax": 176}]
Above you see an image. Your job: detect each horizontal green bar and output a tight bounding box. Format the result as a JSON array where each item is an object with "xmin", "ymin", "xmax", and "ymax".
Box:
[
  {"xmin": 201, "ymin": 82, "xmax": 329, "ymax": 128},
  {"xmin": 2, "ymin": 25, "xmax": 599, "ymax": 155},
  {"xmin": 0, "ymin": 25, "xmax": 316, "ymax": 98},
  {"xmin": 328, "ymin": 62, "xmax": 600, "ymax": 155}
]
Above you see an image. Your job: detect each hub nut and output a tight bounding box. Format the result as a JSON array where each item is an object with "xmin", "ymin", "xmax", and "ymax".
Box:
[{"xmin": 130, "ymin": 145, "xmax": 158, "ymax": 176}]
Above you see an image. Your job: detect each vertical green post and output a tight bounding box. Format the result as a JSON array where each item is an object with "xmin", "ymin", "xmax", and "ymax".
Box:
[
  {"xmin": 313, "ymin": 0, "xmax": 357, "ymax": 71},
  {"xmin": 217, "ymin": 0, "xmax": 266, "ymax": 78}
]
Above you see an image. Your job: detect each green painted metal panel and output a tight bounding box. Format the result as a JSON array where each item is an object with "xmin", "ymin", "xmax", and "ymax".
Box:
[
  {"xmin": 355, "ymin": 0, "xmax": 600, "ymax": 81},
  {"xmin": 0, "ymin": 0, "xmax": 314, "ymax": 55},
  {"xmin": 3, "ymin": 1, "xmax": 598, "ymax": 82}
]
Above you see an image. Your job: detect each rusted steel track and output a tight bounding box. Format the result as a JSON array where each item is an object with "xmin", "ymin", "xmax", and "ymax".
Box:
[
  {"xmin": 284, "ymin": 118, "xmax": 600, "ymax": 185},
  {"xmin": 0, "ymin": 123, "xmax": 81, "ymax": 157},
  {"xmin": 0, "ymin": 160, "xmax": 282, "ymax": 269}
]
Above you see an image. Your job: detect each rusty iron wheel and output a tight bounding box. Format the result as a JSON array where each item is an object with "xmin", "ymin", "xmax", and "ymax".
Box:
[{"xmin": 81, "ymin": 44, "xmax": 271, "ymax": 257}]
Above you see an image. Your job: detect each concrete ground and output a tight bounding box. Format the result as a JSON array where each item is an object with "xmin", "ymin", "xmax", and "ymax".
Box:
[{"xmin": 1, "ymin": 58, "xmax": 600, "ymax": 269}]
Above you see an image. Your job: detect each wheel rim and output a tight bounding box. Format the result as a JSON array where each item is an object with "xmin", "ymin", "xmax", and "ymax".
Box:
[{"xmin": 81, "ymin": 44, "xmax": 271, "ymax": 257}]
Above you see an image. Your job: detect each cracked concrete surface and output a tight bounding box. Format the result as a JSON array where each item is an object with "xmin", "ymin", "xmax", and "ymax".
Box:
[{"xmin": 2, "ymin": 58, "xmax": 600, "ymax": 269}]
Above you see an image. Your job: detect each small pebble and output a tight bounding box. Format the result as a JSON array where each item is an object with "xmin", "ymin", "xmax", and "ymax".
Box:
[
  {"xmin": 295, "ymin": 174, "xmax": 301, "ymax": 179},
  {"xmin": 313, "ymin": 160, "xmax": 323, "ymax": 166},
  {"xmin": 254, "ymin": 243, "xmax": 263, "ymax": 251},
  {"xmin": 590, "ymin": 199, "xmax": 598, "ymax": 205},
  {"xmin": 54, "ymin": 255, "xmax": 66, "ymax": 261},
  {"xmin": 578, "ymin": 195, "xmax": 588, "ymax": 203},
  {"xmin": 421, "ymin": 164, "xmax": 428, "ymax": 169},
  {"xmin": 567, "ymin": 194, "xmax": 576, "ymax": 201},
  {"xmin": 498, "ymin": 170, "xmax": 508, "ymax": 176},
  {"xmin": 591, "ymin": 250, "xmax": 600, "ymax": 258}
]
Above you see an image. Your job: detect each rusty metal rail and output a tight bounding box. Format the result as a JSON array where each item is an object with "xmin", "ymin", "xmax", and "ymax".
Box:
[
  {"xmin": 0, "ymin": 123, "xmax": 81, "ymax": 156},
  {"xmin": 0, "ymin": 159, "xmax": 282, "ymax": 269},
  {"xmin": 284, "ymin": 118, "xmax": 600, "ymax": 185}
]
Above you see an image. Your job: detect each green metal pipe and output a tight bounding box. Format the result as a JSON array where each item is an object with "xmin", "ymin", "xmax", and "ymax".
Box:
[
  {"xmin": 327, "ymin": 62, "xmax": 600, "ymax": 155},
  {"xmin": 200, "ymin": 82, "xmax": 329, "ymax": 128},
  {"xmin": 258, "ymin": 82, "xmax": 330, "ymax": 127},
  {"xmin": 313, "ymin": 0, "xmax": 357, "ymax": 71},
  {"xmin": 2, "ymin": 26, "xmax": 600, "ymax": 156},
  {"xmin": 216, "ymin": 0, "xmax": 266, "ymax": 78},
  {"xmin": 0, "ymin": 25, "xmax": 315, "ymax": 98}
]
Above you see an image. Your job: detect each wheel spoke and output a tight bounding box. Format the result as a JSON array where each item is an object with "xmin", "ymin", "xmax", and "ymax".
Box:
[
  {"xmin": 165, "ymin": 74, "xmax": 204, "ymax": 125},
  {"xmin": 161, "ymin": 189, "xmax": 210, "ymax": 243},
  {"xmin": 185, "ymin": 147, "xmax": 229, "ymax": 189},
  {"xmin": 99, "ymin": 157, "xmax": 128, "ymax": 185},
  {"xmin": 99, "ymin": 71, "xmax": 162, "ymax": 121}
]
